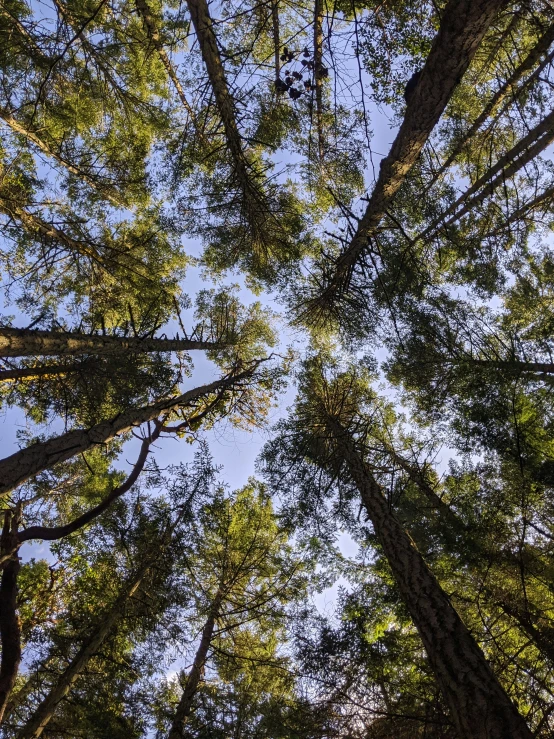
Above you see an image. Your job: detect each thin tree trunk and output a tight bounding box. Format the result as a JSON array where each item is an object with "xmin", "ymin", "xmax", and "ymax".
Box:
[
  {"xmin": 185, "ymin": 0, "xmax": 269, "ymax": 239},
  {"xmin": 330, "ymin": 419, "xmax": 533, "ymax": 738},
  {"xmin": 0, "ymin": 111, "xmax": 124, "ymax": 207},
  {"xmin": 0, "ymin": 327, "xmax": 227, "ymax": 358},
  {"xmin": 167, "ymin": 597, "xmax": 221, "ymax": 739},
  {"xmin": 422, "ymin": 108, "xmax": 554, "ymax": 237},
  {"xmin": 313, "ymin": 0, "xmax": 324, "ymax": 162},
  {"xmin": 433, "ymin": 22, "xmax": 554, "ymax": 181},
  {"xmin": 271, "ymin": 0, "xmax": 280, "ymax": 87},
  {"xmin": 0, "ymin": 365, "xmax": 258, "ymax": 496},
  {"xmin": 0, "ymin": 511, "xmax": 21, "ymax": 723},
  {"xmin": 15, "ymin": 565, "xmax": 149, "ymax": 739},
  {"xmin": 134, "ymin": 0, "xmax": 202, "ymax": 134},
  {"xmin": 0, "ymin": 363, "xmax": 82, "ymax": 382},
  {"xmin": 308, "ymin": 0, "xmax": 505, "ymax": 311}
]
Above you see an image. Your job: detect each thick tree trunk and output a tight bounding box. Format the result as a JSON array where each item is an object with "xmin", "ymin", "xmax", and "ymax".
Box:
[
  {"xmin": 15, "ymin": 567, "xmax": 148, "ymax": 739},
  {"xmin": 167, "ymin": 599, "xmax": 220, "ymax": 739},
  {"xmin": 331, "ymin": 421, "xmax": 533, "ymax": 739},
  {"xmin": 433, "ymin": 22, "xmax": 554, "ymax": 181},
  {"xmin": 0, "ymin": 327, "xmax": 225, "ymax": 358},
  {"xmin": 0, "ymin": 512, "xmax": 21, "ymax": 724},
  {"xmin": 0, "ymin": 366, "xmax": 256, "ymax": 496},
  {"xmin": 312, "ymin": 0, "xmax": 505, "ymax": 308},
  {"xmin": 271, "ymin": 0, "xmax": 280, "ymax": 87}
]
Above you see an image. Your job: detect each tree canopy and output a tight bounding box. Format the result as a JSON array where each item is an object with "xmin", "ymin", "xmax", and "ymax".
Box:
[{"xmin": 0, "ymin": 0, "xmax": 554, "ymax": 736}]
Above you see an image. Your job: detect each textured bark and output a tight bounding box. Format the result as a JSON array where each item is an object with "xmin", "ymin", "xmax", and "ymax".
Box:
[
  {"xmin": 167, "ymin": 600, "xmax": 220, "ymax": 739},
  {"xmin": 0, "ymin": 327, "xmax": 226, "ymax": 358},
  {"xmin": 16, "ymin": 566, "xmax": 148, "ymax": 739},
  {"xmin": 313, "ymin": 0, "xmax": 505, "ymax": 306},
  {"xmin": 313, "ymin": 0, "xmax": 324, "ymax": 162},
  {"xmin": 0, "ymin": 511, "xmax": 21, "ymax": 725},
  {"xmin": 331, "ymin": 421, "xmax": 533, "ymax": 739},
  {"xmin": 423, "ymin": 108, "xmax": 554, "ymax": 237},
  {"xmin": 0, "ymin": 366, "xmax": 255, "ymax": 496},
  {"xmin": 433, "ymin": 22, "xmax": 554, "ymax": 180}
]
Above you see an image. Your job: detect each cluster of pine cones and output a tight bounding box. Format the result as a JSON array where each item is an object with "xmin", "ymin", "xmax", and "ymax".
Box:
[{"xmin": 275, "ymin": 46, "xmax": 329, "ymax": 100}]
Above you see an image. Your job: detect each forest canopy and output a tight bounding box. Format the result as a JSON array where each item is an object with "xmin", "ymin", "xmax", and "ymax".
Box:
[{"xmin": 0, "ymin": 0, "xmax": 553, "ymax": 736}]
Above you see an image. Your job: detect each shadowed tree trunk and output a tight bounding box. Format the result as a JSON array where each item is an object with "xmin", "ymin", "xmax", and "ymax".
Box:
[
  {"xmin": 328, "ymin": 416, "xmax": 533, "ymax": 738},
  {"xmin": 0, "ymin": 510, "xmax": 21, "ymax": 723},
  {"xmin": 309, "ymin": 0, "xmax": 505, "ymax": 311},
  {"xmin": 167, "ymin": 594, "xmax": 222, "ymax": 739}
]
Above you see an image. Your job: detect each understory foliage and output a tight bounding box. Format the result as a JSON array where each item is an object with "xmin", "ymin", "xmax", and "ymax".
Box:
[{"xmin": 0, "ymin": 0, "xmax": 554, "ymax": 736}]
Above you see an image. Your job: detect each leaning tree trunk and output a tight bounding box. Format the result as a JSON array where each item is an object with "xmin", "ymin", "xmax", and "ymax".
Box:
[
  {"xmin": 15, "ymin": 565, "xmax": 149, "ymax": 739},
  {"xmin": 0, "ymin": 366, "xmax": 255, "ymax": 496},
  {"xmin": 0, "ymin": 327, "xmax": 226, "ymax": 358},
  {"xmin": 330, "ymin": 419, "xmax": 533, "ymax": 739},
  {"xmin": 167, "ymin": 596, "xmax": 221, "ymax": 739},
  {"xmin": 0, "ymin": 511, "xmax": 21, "ymax": 723},
  {"xmin": 311, "ymin": 0, "xmax": 505, "ymax": 309}
]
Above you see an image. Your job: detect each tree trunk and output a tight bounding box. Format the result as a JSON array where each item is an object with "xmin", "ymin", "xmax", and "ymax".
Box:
[
  {"xmin": 424, "ymin": 107, "xmax": 554, "ymax": 236},
  {"xmin": 0, "ymin": 363, "xmax": 82, "ymax": 382},
  {"xmin": 311, "ymin": 0, "xmax": 505, "ymax": 308},
  {"xmin": 0, "ymin": 512, "xmax": 21, "ymax": 724},
  {"xmin": 331, "ymin": 421, "xmax": 533, "ymax": 739},
  {"xmin": 0, "ymin": 327, "xmax": 226, "ymax": 358},
  {"xmin": 185, "ymin": 0, "xmax": 269, "ymax": 237},
  {"xmin": 167, "ymin": 598, "xmax": 220, "ymax": 739},
  {"xmin": 313, "ymin": 0, "xmax": 324, "ymax": 162},
  {"xmin": 16, "ymin": 565, "xmax": 149, "ymax": 739},
  {"xmin": 0, "ymin": 366, "xmax": 256, "ymax": 496}
]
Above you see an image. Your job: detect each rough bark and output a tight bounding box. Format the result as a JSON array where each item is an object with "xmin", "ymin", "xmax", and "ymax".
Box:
[
  {"xmin": 167, "ymin": 599, "xmax": 220, "ymax": 739},
  {"xmin": 433, "ymin": 22, "xmax": 554, "ymax": 181},
  {"xmin": 330, "ymin": 420, "xmax": 533, "ymax": 738},
  {"xmin": 0, "ymin": 365, "xmax": 257, "ymax": 496},
  {"xmin": 0, "ymin": 327, "xmax": 227, "ymax": 358},
  {"xmin": 15, "ymin": 566, "xmax": 149, "ymax": 739},
  {"xmin": 311, "ymin": 0, "xmax": 505, "ymax": 308},
  {"xmin": 0, "ymin": 511, "xmax": 21, "ymax": 724}
]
